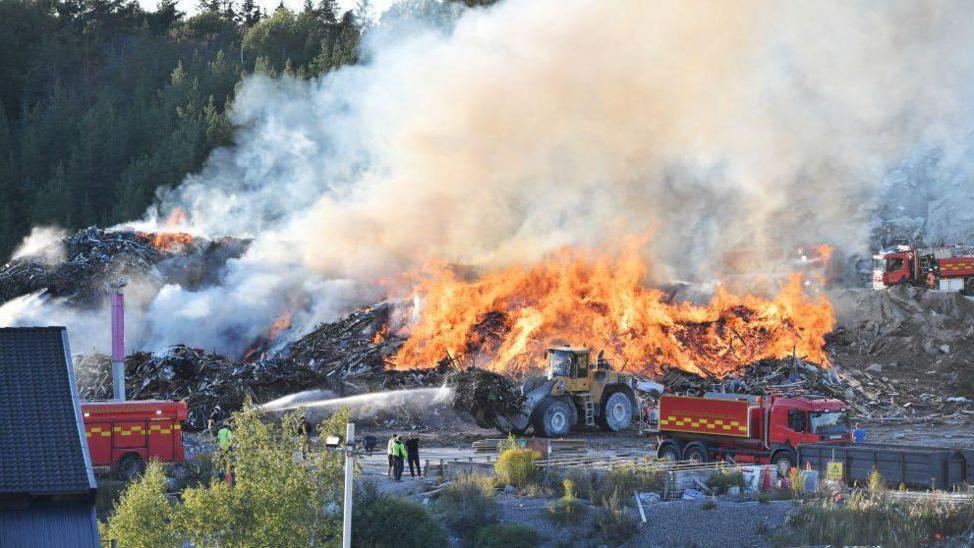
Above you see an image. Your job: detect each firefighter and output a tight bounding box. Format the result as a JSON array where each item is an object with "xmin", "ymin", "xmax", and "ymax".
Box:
[
  {"xmin": 386, "ymin": 434, "xmax": 399, "ymax": 478},
  {"xmin": 405, "ymin": 435, "xmax": 421, "ymax": 478},
  {"xmin": 391, "ymin": 436, "xmax": 407, "ymax": 481},
  {"xmin": 217, "ymin": 423, "xmax": 235, "ymax": 484}
]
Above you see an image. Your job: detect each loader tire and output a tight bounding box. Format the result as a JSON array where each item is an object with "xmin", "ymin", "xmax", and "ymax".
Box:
[
  {"xmin": 597, "ymin": 389, "xmax": 635, "ymax": 432},
  {"xmin": 532, "ymin": 398, "xmax": 574, "ymax": 437}
]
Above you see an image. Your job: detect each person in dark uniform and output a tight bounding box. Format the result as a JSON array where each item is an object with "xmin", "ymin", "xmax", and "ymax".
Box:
[{"xmin": 405, "ymin": 435, "xmax": 421, "ymax": 478}]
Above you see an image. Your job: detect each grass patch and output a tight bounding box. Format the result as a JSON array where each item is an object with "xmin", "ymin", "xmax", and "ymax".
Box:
[
  {"xmin": 776, "ymin": 490, "xmax": 974, "ymax": 546},
  {"xmin": 472, "ymin": 524, "xmax": 542, "ymax": 548},
  {"xmin": 594, "ymin": 489, "xmax": 637, "ymax": 545},
  {"xmin": 707, "ymin": 465, "xmax": 744, "ymax": 495},
  {"xmin": 495, "ymin": 444, "xmax": 541, "ymax": 490},
  {"xmin": 567, "ymin": 458, "xmax": 662, "ymax": 503},
  {"xmin": 436, "ymin": 473, "xmax": 499, "ymax": 534},
  {"xmin": 547, "ymin": 479, "xmax": 587, "ymax": 524}
]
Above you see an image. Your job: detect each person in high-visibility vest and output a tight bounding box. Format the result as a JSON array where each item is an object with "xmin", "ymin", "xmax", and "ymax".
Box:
[
  {"xmin": 391, "ymin": 437, "xmax": 407, "ymax": 481},
  {"xmin": 217, "ymin": 424, "xmax": 235, "ymax": 484}
]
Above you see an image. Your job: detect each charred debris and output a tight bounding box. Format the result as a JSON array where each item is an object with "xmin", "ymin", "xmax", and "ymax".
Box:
[{"xmin": 7, "ymin": 227, "xmax": 974, "ymax": 430}]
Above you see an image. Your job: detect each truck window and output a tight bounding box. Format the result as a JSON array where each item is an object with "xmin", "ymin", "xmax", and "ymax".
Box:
[
  {"xmin": 810, "ymin": 410, "xmax": 850, "ymax": 435},
  {"xmin": 886, "ymin": 257, "xmax": 904, "ymax": 272},
  {"xmin": 787, "ymin": 409, "xmax": 807, "ymax": 432}
]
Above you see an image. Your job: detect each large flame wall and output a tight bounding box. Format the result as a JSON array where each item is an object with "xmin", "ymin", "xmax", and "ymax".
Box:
[{"xmin": 391, "ymin": 248, "xmax": 833, "ymax": 377}]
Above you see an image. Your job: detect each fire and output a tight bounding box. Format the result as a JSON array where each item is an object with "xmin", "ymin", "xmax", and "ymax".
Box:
[
  {"xmin": 138, "ymin": 231, "xmax": 195, "ymax": 251},
  {"xmin": 390, "ymin": 248, "xmax": 834, "ymax": 378},
  {"xmin": 269, "ymin": 310, "xmax": 293, "ymax": 342}
]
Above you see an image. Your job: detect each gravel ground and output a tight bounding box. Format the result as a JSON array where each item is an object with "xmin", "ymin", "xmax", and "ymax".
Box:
[
  {"xmin": 452, "ymin": 492, "xmax": 792, "ymax": 547},
  {"xmin": 629, "ymin": 499, "xmax": 792, "ymax": 547}
]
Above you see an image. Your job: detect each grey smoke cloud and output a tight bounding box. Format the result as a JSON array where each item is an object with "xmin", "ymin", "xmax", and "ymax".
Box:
[{"xmin": 6, "ymin": 0, "xmax": 974, "ymax": 356}]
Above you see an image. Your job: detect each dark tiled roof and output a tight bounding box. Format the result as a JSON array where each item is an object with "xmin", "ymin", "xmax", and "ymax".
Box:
[{"xmin": 0, "ymin": 327, "xmax": 95, "ymax": 495}]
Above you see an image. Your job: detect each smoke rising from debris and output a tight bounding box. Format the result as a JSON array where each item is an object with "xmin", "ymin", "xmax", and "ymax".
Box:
[{"xmin": 6, "ymin": 0, "xmax": 974, "ymax": 356}]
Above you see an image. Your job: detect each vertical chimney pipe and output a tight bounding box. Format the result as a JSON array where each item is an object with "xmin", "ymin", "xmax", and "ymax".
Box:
[{"xmin": 111, "ymin": 289, "xmax": 125, "ymax": 401}]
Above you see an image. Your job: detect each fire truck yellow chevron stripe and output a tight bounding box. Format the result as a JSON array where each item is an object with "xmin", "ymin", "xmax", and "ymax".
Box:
[{"xmin": 658, "ymin": 416, "xmax": 747, "ymax": 433}]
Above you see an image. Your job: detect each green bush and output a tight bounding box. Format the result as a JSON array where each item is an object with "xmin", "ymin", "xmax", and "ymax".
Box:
[
  {"xmin": 547, "ymin": 479, "xmax": 586, "ymax": 524},
  {"xmin": 436, "ymin": 473, "xmax": 499, "ymax": 534},
  {"xmin": 495, "ymin": 446, "xmax": 540, "ymax": 489},
  {"xmin": 776, "ymin": 490, "xmax": 974, "ymax": 546},
  {"xmin": 354, "ymin": 483, "xmax": 447, "ymax": 547},
  {"xmin": 594, "ymin": 489, "xmax": 637, "ymax": 545},
  {"xmin": 472, "ymin": 523, "xmax": 542, "ymax": 548},
  {"xmin": 105, "ymin": 461, "xmax": 179, "ymax": 548},
  {"xmin": 707, "ymin": 466, "xmax": 744, "ymax": 495},
  {"xmin": 568, "ymin": 459, "xmax": 662, "ymax": 503},
  {"xmin": 701, "ymin": 499, "xmax": 717, "ymax": 510},
  {"xmin": 107, "ymin": 406, "xmax": 350, "ymax": 547}
]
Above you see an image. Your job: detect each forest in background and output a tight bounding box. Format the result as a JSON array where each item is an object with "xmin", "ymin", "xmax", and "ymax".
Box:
[{"xmin": 0, "ymin": 0, "xmax": 492, "ymax": 259}]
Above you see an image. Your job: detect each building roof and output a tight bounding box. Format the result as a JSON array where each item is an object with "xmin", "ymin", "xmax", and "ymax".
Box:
[
  {"xmin": 0, "ymin": 327, "xmax": 96, "ymax": 496},
  {"xmin": 0, "ymin": 500, "xmax": 100, "ymax": 548}
]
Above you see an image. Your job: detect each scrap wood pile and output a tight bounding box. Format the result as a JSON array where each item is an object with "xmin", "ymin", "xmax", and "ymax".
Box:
[
  {"xmin": 281, "ymin": 302, "xmax": 408, "ymax": 385},
  {"xmin": 0, "ymin": 226, "xmax": 247, "ymax": 306},
  {"xmin": 446, "ymin": 367, "xmax": 525, "ymax": 430},
  {"xmin": 75, "ymin": 346, "xmax": 321, "ymax": 429}
]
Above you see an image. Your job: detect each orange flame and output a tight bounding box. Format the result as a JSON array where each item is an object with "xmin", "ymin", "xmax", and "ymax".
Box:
[
  {"xmin": 389, "ymin": 247, "xmax": 833, "ymax": 378},
  {"xmin": 137, "ymin": 231, "xmax": 195, "ymax": 251},
  {"xmin": 269, "ymin": 310, "xmax": 293, "ymax": 342}
]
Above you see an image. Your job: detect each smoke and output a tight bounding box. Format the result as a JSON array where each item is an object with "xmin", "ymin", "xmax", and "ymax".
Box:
[
  {"xmin": 12, "ymin": 227, "xmax": 68, "ymax": 264},
  {"xmin": 8, "ymin": 0, "xmax": 974, "ymax": 355}
]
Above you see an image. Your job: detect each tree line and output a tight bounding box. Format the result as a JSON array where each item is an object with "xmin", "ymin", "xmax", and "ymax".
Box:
[{"xmin": 0, "ymin": 0, "xmax": 384, "ymax": 260}]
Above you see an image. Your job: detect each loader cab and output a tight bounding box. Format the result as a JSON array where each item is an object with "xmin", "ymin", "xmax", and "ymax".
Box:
[{"xmin": 546, "ymin": 347, "xmax": 590, "ymax": 380}]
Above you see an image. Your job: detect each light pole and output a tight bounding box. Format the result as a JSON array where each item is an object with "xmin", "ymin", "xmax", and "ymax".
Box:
[{"xmin": 342, "ymin": 422, "xmax": 355, "ymax": 548}]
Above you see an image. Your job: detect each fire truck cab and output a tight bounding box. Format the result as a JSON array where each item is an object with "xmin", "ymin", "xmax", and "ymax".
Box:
[
  {"xmin": 653, "ymin": 394, "xmax": 851, "ymax": 476},
  {"xmin": 82, "ymin": 399, "xmax": 188, "ymax": 480},
  {"xmin": 873, "ymin": 245, "xmax": 974, "ymax": 293}
]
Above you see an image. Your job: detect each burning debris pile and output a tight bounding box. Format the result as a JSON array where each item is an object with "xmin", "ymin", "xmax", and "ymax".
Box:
[
  {"xmin": 0, "ymin": 226, "xmax": 247, "ymax": 307},
  {"xmin": 391, "ymin": 250, "xmax": 834, "ymax": 378},
  {"xmin": 445, "ymin": 367, "xmax": 525, "ymax": 430}
]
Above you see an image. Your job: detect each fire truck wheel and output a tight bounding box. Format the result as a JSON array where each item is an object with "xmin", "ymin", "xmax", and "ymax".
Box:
[
  {"xmin": 964, "ymin": 278, "xmax": 974, "ymax": 296},
  {"xmin": 533, "ymin": 398, "xmax": 574, "ymax": 437},
  {"xmin": 658, "ymin": 443, "xmax": 681, "ymax": 462},
  {"xmin": 116, "ymin": 454, "xmax": 145, "ymax": 482},
  {"xmin": 683, "ymin": 445, "xmax": 708, "ymax": 464},
  {"xmin": 599, "ymin": 391, "xmax": 634, "ymax": 431},
  {"xmin": 772, "ymin": 451, "xmax": 795, "ymax": 477}
]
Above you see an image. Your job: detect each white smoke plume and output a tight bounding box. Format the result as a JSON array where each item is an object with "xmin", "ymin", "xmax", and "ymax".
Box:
[{"xmin": 6, "ymin": 0, "xmax": 974, "ymax": 356}]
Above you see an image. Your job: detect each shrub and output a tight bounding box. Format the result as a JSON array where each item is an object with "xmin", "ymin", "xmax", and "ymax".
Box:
[
  {"xmin": 108, "ymin": 405, "xmax": 349, "ymax": 547},
  {"xmin": 354, "ymin": 486, "xmax": 447, "ymax": 547},
  {"xmin": 701, "ymin": 499, "xmax": 717, "ymax": 511},
  {"xmin": 548, "ymin": 479, "xmax": 586, "ymax": 524},
  {"xmin": 775, "ymin": 490, "xmax": 974, "ymax": 546},
  {"xmin": 594, "ymin": 489, "xmax": 637, "ymax": 545},
  {"xmin": 106, "ymin": 461, "xmax": 179, "ymax": 548},
  {"xmin": 472, "ymin": 524, "xmax": 542, "ymax": 548},
  {"xmin": 868, "ymin": 468, "xmax": 884, "ymax": 495},
  {"xmin": 495, "ymin": 446, "xmax": 540, "ymax": 489},
  {"xmin": 568, "ymin": 459, "xmax": 662, "ymax": 503},
  {"xmin": 788, "ymin": 467, "xmax": 803, "ymax": 499},
  {"xmin": 707, "ymin": 466, "xmax": 744, "ymax": 495},
  {"xmin": 437, "ymin": 473, "xmax": 499, "ymax": 534}
]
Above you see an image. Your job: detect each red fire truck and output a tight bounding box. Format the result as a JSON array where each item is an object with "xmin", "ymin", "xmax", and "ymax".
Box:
[
  {"xmin": 873, "ymin": 245, "xmax": 974, "ymax": 293},
  {"xmin": 82, "ymin": 399, "xmax": 188, "ymax": 480},
  {"xmin": 652, "ymin": 394, "xmax": 852, "ymax": 475}
]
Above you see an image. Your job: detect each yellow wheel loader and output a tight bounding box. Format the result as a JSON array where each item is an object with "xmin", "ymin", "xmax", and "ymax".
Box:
[{"xmin": 495, "ymin": 346, "xmax": 663, "ymax": 437}]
